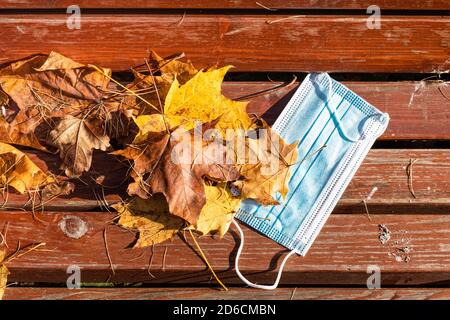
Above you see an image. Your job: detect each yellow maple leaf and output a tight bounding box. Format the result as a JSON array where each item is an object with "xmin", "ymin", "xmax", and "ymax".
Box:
[
  {"xmin": 190, "ymin": 184, "xmax": 241, "ymax": 237},
  {"xmin": 112, "ymin": 194, "xmax": 185, "ymax": 248},
  {"xmin": 0, "ymin": 250, "xmax": 8, "ymax": 300},
  {"xmin": 234, "ymin": 123, "xmax": 298, "ymax": 205},
  {"xmin": 163, "ymin": 66, "xmax": 253, "ymax": 135},
  {"xmin": 0, "ymin": 142, "xmax": 55, "ymax": 194},
  {"xmin": 131, "ymin": 114, "xmax": 182, "ymax": 144}
]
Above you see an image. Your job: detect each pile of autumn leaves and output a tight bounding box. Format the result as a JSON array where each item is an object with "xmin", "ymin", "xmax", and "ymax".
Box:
[{"xmin": 0, "ymin": 51, "xmax": 297, "ymax": 248}]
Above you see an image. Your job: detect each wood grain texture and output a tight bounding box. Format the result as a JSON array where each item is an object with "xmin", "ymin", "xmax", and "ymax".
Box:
[
  {"xmin": 2, "ymin": 149, "xmax": 449, "ymax": 213},
  {"xmin": 1, "ymin": 0, "xmax": 449, "ymax": 10},
  {"xmin": 1, "ymin": 211, "xmax": 449, "ymax": 285},
  {"xmin": 4, "ymin": 287, "xmax": 450, "ymax": 300},
  {"xmin": 225, "ymin": 81, "xmax": 450, "ymax": 140},
  {"xmin": 0, "ymin": 15, "xmax": 449, "ymax": 72}
]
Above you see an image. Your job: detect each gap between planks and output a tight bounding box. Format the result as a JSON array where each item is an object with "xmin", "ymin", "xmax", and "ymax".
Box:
[{"xmin": 4, "ymin": 287, "xmax": 450, "ymax": 300}]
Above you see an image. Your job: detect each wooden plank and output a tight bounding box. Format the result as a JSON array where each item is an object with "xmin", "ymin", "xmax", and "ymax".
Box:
[
  {"xmin": 4, "ymin": 287, "xmax": 450, "ymax": 300},
  {"xmin": 1, "ymin": 211, "xmax": 449, "ymax": 285},
  {"xmin": 1, "ymin": 0, "xmax": 449, "ymax": 10},
  {"xmin": 225, "ymin": 81, "xmax": 450, "ymax": 140},
  {"xmin": 2, "ymin": 149, "xmax": 449, "ymax": 213},
  {"xmin": 1, "ymin": 15, "xmax": 449, "ymax": 72}
]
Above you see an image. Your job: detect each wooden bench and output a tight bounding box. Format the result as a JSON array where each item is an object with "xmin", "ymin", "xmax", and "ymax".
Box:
[{"xmin": 1, "ymin": 1, "xmax": 450, "ymax": 300}]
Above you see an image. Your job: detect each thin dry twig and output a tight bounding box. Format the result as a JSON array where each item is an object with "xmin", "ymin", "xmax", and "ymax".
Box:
[
  {"xmin": 256, "ymin": 2, "xmax": 278, "ymax": 11},
  {"xmin": 0, "ymin": 229, "xmax": 4, "ymax": 247},
  {"xmin": 363, "ymin": 200, "xmax": 373, "ymax": 223},
  {"xmin": 188, "ymin": 229, "xmax": 228, "ymax": 291},
  {"xmin": 266, "ymin": 15, "xmax": 303, "ymax": 24},
  {"xmin": 4, "ymin": 241, "xmax": 46, "ymax": 264},
  {"xmin": 235, "ymin": 75, "xmax": 297, "ymax": 101},
  {"xmin": 132, "ymin": 52, "xmax": 185, "ymax": 75},
  {"xmin": 129, "ymin": 250, "xmax": 145, "ymax": 262},
  {"xmin": 438, "ymin": 85, "xmax": 450, "ymax": 101},
  {"xmin": 406, "ymin": 158, "xmax": 418, "ymax": 199},
  {"xmin": 0, "ymin": 222, "xmax": 8, "ymax": 248},
  {"xmin": 173, "ymin": 10, "xmax": 186, "ymax": 26},
  {"xmin": 88, "ymin": 64, "xmax": 160, "ymax": 113},
  {"xmin": 103, "ymin": 228, "xmax": 115, "ymax": 276},
  {"xmin": 147, "ymin": 245, "xmax": 156, "ymax": 278},
  {"xmin": 290, "ymin": 287, "xmax": 297, "ymax": 300},
  {"xmin": 2, "ymin": 222, "xmax": 8, "ymax": 249},
  {"xmin": 162, "ymin": 245, "xmax": 168, "ymax": 272}
]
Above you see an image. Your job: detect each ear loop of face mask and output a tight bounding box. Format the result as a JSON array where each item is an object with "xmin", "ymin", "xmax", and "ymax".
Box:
[{"xmin": 232, "ymin": 73, "xmax": 366, "ymax": 290}]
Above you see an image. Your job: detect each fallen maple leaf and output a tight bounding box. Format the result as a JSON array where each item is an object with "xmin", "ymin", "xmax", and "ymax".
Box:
[
  {"xmin": 233, "ymin": 120, "xmax": 298, "ymax": 205},
  {"xmin": 149, "ymin": 51, "xmax": 198, "ymax": 85},
  {"xmin": 116, "ymin": 123, "xmax": 240, "ymax": 225},
  {"xmin": 0, "ymin": 117, "xmax": 45, "ymax": 151},
  {"xmin": 48, "ymin": 115, "xmax": 110, "ymax": 177},
  {"xmin": 0, "ymin": 51, "xmax": 111, "ymax": 151},
  {"xmin": 131, "ymin": 114, "xmax": 179, "ymax": 144},
  {"xmin": 163, "ymin": 66, "xmax": 253, "ymax": 134},
  {"xmin": 113, "ymin": 184, "xmax": 240, "ymax": 246},
  {"xmin": 112, "ymin": 194, "xmax": 185, "ymax": 248},
  {"xmin": 0, "ymin": 142, "xmax": 55, "ymax": 194}
]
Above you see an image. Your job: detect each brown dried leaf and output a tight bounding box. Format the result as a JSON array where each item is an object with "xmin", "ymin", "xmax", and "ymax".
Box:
[
  {"xmin": 164, "ymin": 66, "xmax": 252, "ymax": 135},
  {"xmin": 0, "ymin": 52, "xmax": 111, "ymax": 149},
  {"xmin": 0, "ymin": 117, "xmax": 45, "ymax": 151},
  {"xmin": 0, "ymin": 142, "xmax": 55, "ymax": 193},
  {"xmin": 148, "ymin": 51, "xmax": 198, "ymax": 85}
]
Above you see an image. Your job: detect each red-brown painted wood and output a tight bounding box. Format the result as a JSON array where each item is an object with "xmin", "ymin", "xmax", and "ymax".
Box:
[
  {"xmin": 1, "ymin": 15, "xmax": 449, "ymax": 72},
  {"xmin": 1, "ymin": 211, "xmax": 449, "ymax": 285}
]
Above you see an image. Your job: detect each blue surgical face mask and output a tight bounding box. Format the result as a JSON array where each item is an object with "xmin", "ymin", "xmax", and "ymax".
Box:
[{"xmin": 232, "ymin": 73, "xmax": 389, "ymax": 290}]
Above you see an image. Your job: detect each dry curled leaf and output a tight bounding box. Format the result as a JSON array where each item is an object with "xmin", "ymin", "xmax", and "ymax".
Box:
[
  {"xmin": 0, "ymin": 117, "xmax": 45, "ymax": 151},
  {"xmin": 41, "ymin": 181, "xmax": 75, "ymax": 201},
  {"xmin": 48, "ymin": 115, "xmax": 110, "ymax": 177},
  {"xmin": 0, "ymin": 142, "xmax": 55, "ymax": 194},
  {"xmin": 163, "ymin": 66, "xmax": 253, "ymax": 134},
  {"xmin": 112, "ymin": 194, "xmax": 185, "ymax": 248}
]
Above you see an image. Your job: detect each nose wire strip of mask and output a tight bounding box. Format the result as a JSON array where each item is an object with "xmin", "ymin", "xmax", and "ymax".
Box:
[{"xmin": 232, "ymin": 73, "xmax": 356, "ymax": 290}]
